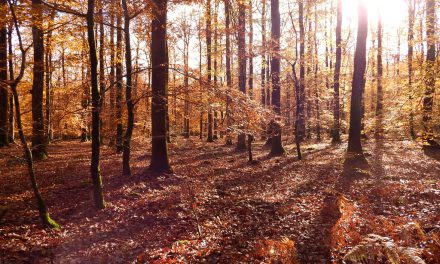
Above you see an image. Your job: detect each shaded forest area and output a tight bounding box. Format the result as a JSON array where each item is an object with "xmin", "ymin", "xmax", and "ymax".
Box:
[{"xmin": 0, "ymin": 0, "xmax": 439, "ymax": 263}]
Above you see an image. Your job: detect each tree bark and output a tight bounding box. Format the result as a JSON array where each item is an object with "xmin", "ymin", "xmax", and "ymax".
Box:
[
  {"xmin": 297, "ymin": 0, "xmax": 306, "ymax": 141},
  {"xmin": 375, "ymin": 13, "xmax": 384, "ymax": 138},
  {"xmin": 149, "ymin": 0, "xmax": 171, "ymax": 173},
  {"xmin": 237, "ymin": 0, "xmax": 247, "ymax": 150},
  {"xmin": 225, "ymin": 0, "xmax": 233, "ymax": 145},
  {"xmin": 31, "ymin": 0, "xmax": 47, "ymax": 159},
  {"xmin": 87, "ymin": 0, "xmax": 106, "ymax": 209},
  {"xmin": 122, "ymin": 0, "xmax": 134, "ymax": 176},
  {"xmin": 206, "ymin": 0, "xmax": 213, "ymax": 142},
  {"xmin": 347, "ymin": 2, "xmax": 368, "ymax": 156},
  {"xmin": 332, "ymin": 0, "xmax": 342, "ymax": 143},
  {"xmin": 270, "ymin": 0, "xmax": 284, "ymax": 155},
  {"xmin": 0, "ymin": 0, "xmax": 8, "ymax": 147},
  {"xmin": 422, "ymin": 0, "xmax": 437, "ymax": 147},
  {"xmin": 407, "ymin": 0, "xmax": 416, "ymax": 139},
  {"xmin": 116, "ymin": 13, "xmax": 123, "ymax": 153}
]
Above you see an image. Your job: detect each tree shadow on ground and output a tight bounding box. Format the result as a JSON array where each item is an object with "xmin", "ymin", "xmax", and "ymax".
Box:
[{"xmin": 423, "ymin": 146, "xmax": 440, "ymax": 161}]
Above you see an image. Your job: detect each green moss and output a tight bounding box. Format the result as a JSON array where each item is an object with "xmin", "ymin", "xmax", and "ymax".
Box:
[{"xmin": 42, "ymin": 213, "xmax": 61, "ymax": 229}]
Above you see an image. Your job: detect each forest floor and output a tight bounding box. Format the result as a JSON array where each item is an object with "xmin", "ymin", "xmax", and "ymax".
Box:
[{"xmin": 0, "ymin": 136, "xmax": 439, "ymax": 263}]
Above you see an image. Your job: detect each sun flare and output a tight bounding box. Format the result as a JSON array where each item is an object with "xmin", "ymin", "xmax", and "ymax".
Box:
[{"xmin": 342, "ymin": 0, "xmax": 407, "ymax": 30}]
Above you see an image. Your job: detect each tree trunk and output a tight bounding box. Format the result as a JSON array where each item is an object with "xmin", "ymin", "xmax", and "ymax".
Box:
[
  {"xmin": 237, "ymin": 0, "xmax": 247, "ymax": 150},
  {"xmin": 98, "ymin": 2, "xmax": 105, "ymax": 143},
  {"xmin": 109, "ymin": 8, "xmax": 116, "ymax": 146},
  {"xmin": 122, "ymin": 0, "xmax": 134, "ymax": 176},
  {"xmin": 0, "ymin": 0, "xmax": 8, "ymax": 148},
  {"xmin": 87, "ymin": 0, "xmax": 106, "ymax": 209},
  {"xmin": 116, "ymin": 14, "xmax": 123, "ymax": 153},
  {"xmin": 407, "ymin": 0, "xmax": 416, "ymax": 140},
  {"xmin": 44, "ymin": 10, "xmax": 55, "ymax": 143},
  {"xmin": 347, "ymin": 2, "xmax": 368, "ymax": 156},
  {"xmin": 206, "ymin": 0, "xmax": 213, "ymax": 143},
  {"xmin": 149, "ymin": 0, "xmax": 171, "ymax": 173},
  {"xmin": 7, "ymin": 22, "xmax": 14, "ymax": 143},
  {"xmin": 248, "ymin": 0, "xmax": 254, "ymax": 99},
  {"xmin": 225, "ymin": 0, "xmax": 233, "ymax": 145},
  {"xmin": 375, "ymin": 13, "xmax": 384, "ymax": 138},
  {"xmin": 332, "ymin": 0, "xmax": 342, "ymax": 143},
  {"xmin": 422, "ymin": 0, "xmax": 437, "ymax": 147},
  {"xmin": 183, "ymin": 20, "xmax": 190, "ymax": 138},
  {"xmin": 31, "ymin": 0, "xmax": 47, "ymax": 159},
  {"xmin": 298, "ymin": 0, "xmax": 306, "ymax": 141},
  {"xmin": 270, "ymin": 0, "xmax": 284, "ymax": 155}
]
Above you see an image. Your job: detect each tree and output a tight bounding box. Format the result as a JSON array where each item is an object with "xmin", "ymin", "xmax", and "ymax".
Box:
[
  {"xmin": 237, "ymin": 0, "xmax": 247, "ymax": 150},
  {"xmin": 407, "ymin": 0, "xmax": 416, "ymax": 139},
  {"xmin": 116, "ymin": 12, "xmax": 123, "ymax": 153},
  {"xmin": 422, "ymin": 0, "xmax": 437, "ymax": 147},
  {"xmin": 347, "ymin": 1, "xmax": 368, "ymax": 157},
  {"xmin": 5, "ymin": 0, "xmax": 59, "ymax": 228},
  {"xmin": 149, "ymin": 0, "xmax": 171, "ymax": 173},
  {"xmin": 31, "ymin": 0, "xmax": 48, "ymax": 159},
  {"xmin": 122, "ymin": 0, "xmax": 135, "ymax": 176},
  {"xmin": 297, "ymin": 0, "xmax": 306, "ymax": 141},
  {"xmin": 270, "ymin": 0, "xmax": 284, "ymax": 155},
  {"xmin": 332, "ymin": 0, "xmax": 342, "ymax": 143},
  {"xmin": 0, "ymin": 0, "xmax": 8, "ymax": 147},
  {"xmin": 86, "ymin": 0, "xmax": 106, "ymax": 209},
  {"xmin": 206, "ymin": 0, "xmax": 214, "ymax": 142},
  {"xmin": 224, "ymin": 0, "xmax": 233, "ymax": 145},
  {"xmin": 375, "ymin": 12, "xmax": 383, "ymax": 138}
]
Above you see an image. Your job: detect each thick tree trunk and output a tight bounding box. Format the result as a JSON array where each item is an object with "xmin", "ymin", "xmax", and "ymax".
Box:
[
  {"xmin": 347, "ymin": 2, "xmax": 368, "ymax": 156},
  {"xmin": 332, "ymin": 0, "xmax": 342, "ymax": 143},
  {"xmin": 237, "ymin": 0, "xmax": 247, "ymax": 150},
  {"xmin": 116, "ymin": 14, "xmax": 123, "ymax": 153},
  {"xmin": 270, "ymin": 0, "xmax": 284, "ymax": 155},
  {"xmin": 31, "ymin": 0, "xmax": 47, "ymax": 159},
  {"xmin": 422, "ymin": 0, "xmax": 437, "ymax": 147},
  {"xmin": 0, "ymin": 0, "xmax": 8, "ymax": 147},
  {"xmin": 87, "ymin": 0, "xmax": 106, "ymax": 209},
  {"xmin": 122, "ymin": 0, "xmax": 134, "ymax": 176},
  {"xmin": 149, "ymin": 0, "xmax": 171, "ymax": 173}
]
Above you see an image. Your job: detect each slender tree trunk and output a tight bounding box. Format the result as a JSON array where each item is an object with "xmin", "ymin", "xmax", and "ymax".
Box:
[
  {"xmin": 149, "ymin": 0, "xmax": 171, "ymax": 173},
  {"xmin": 109, "ymin": 8, "xmax": 116, "ymax": 146},
  {"xmin": 7, "ymin": 22, "xmax": 14, "ymax": 143},
  {"xmin": 87, "ymin": 0, "xmax": 106, "ymax": 209},
  {"xmin": 260, "ymin": 0, "xmax": 267, "ymax": 140},
  {"xmin": 98, "ymin": 2, "xmax": 105, "ymax": 143},
  {"xmin": 31, "ymin": 0, "xmax": 47, "ymax": 159},
  {"xmin": 183, "ymin": 20, "xmax": 190, "ymax": 138},
  {"xmin": 423, "ymin": 0, "xmax": 437, "ymax": 147},
  {"xmin": 213, "ymin": 2, "xmax": 219, "ymax": 140},
  {"xmin": 298, "ymin": 0, "xmax": 306, "ymax": 141},
  {"xmin": 116, "ymin": 14, "xmax": 123, "ymax": 153},
  {"xmin": 237, "ymin": 0, "xmax": 247, "ymax": 150},
  {"xmin": 225, "ymin": 0, "xmax": 233, "ymax": 145},
  {"xmin": 44, "ymin": 11, "xmax": 55, "ymax": 143},
  {"xmin": 375, "ymin": 13, "xmax": 384, "ymax": 138},
  {"xmin": 313, "ymin": 3, "xmax": 321, "ymax": 141},
  {"xmin": 248, "ymin": 0, "xmax": 254, "ymax": 99},
  {"xmin": 122, "ymin": 0, "xmax": 134, "ymax": 176},
  {"xmin": 0, "ymin": 0, "xmax": 8, "ymax": 147},
  {"xmin": 332, "ymin": 0, "xmax": 342, "ymax": 143},
  {"xmin": 206, "ymin": 0, "xmax": 214, "ymax": 142},
  {"xmin": 407, "ymin": 0, "xmax": 416, "ymax": 140},
  {"xmin": 270, "ymin": 0, "xmax": 284, "ymax": 155},
  {"xmin": 347, "ymin": 2, "xmax": 368, "ymax": 156}
]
